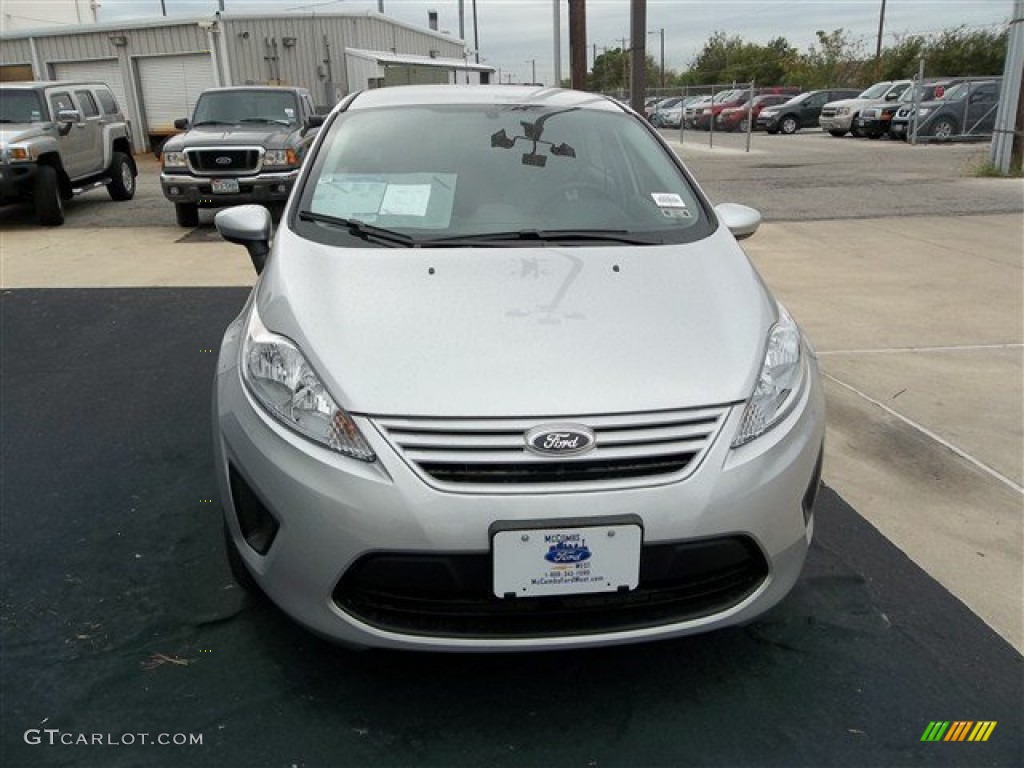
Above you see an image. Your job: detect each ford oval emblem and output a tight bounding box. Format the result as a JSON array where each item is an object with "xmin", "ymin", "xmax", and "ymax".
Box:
[
  {"xmin": 215, "ymin": 156, "xmax": 232, "ymax": 165},
  {"xmin": 525, "ymin": 424, "xmax": 596, "ymax": 456}
]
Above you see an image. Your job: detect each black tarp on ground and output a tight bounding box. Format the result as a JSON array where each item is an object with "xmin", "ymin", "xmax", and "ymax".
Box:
[{"xmin": 2, "ymin": 288, "xmax": 1021, "ymax": 768}]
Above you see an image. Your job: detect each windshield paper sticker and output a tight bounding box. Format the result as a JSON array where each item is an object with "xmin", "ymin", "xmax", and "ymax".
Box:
[
  {"xmin": 380, "ymin": 184, "xmax": 432, "ymax": 217},
  {"xmin": 651, "ymin": 192, "xmax": 687, "ymax": 208}
]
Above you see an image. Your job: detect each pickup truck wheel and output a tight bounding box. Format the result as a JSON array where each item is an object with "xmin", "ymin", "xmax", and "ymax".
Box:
[
  {"xmin": 107, "ymin": 152, "xmax": 136, "ymax": 200},
  {"xmin": 34, "ymin": 165, "xmax": 65, "ymax": 226},
  {"xmin": 175, "ymin": 202, "xmax": 199, "ymax": 228},
  {"xmin": 828, "ymin": 129, "xmax": 847, "ymax": 137},
  {"xmin": 779, "ymin": 116, "xmax": 799, "ymax": 135}
]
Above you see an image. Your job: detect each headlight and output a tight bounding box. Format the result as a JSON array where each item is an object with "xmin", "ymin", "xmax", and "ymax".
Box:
[
  {"xmin": 263, "ymin": 148, "xmax": 299, "ymax": 167},
  {"xmin": 836, "ymin": 107, "xmax": 849, "ymax": 116},
  {"xmin": 732, "ymin": 306, "xmax": 804, "ymax": 447},
  {"xmin": 241, "ymin": 307, "xmax": 375, "ymax": 461},
  {"xmin": 6, "ymin": 144, "xmax": 33, "ymax": 161},
  {"xmin": 761, "ymin": 110, "xmax": 777, "ymax": 117},
  {"xmin": 702, "ymin": 108, "xmax": 711, "ymax": 115},
  {"xmin": 162, "ymin": 151, "xmax": 187, "ymax": 168}
]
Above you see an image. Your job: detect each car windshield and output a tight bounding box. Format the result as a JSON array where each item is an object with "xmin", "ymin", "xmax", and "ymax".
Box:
[
  {"xmin": 0, "ymin": 90, "xmax": 47, "ymax": 123},
  {"xmin": 713, "ymin": 90, "xmax": 741, "ymax": 103},
  {"xmin": 295, "ymin": 101, "xmax": 711, "ymax": 247},
  {"xmin": 858, "ymin": 83, "xmax": 892, "ymax": 100},
  {"xmin": 938, "ymin": 82, "xmax": 980, "ymax": 102},
  {"xmin": 192, "ymin": 90, "xmax": 300, "ymax": 125}
]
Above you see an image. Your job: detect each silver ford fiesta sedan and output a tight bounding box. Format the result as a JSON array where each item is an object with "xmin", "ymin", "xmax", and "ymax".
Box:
[{"xmin": 212, "ymin": 85, "xmax": 825, "ymax": 651}]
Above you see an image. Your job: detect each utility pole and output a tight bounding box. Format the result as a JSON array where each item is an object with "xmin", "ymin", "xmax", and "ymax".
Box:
[
  {"xmin": 874, "ymin": 0, "xmax": 887, "ymax": 74},
  {"xmin": 552, "ymin": 0, "xmax": 561, "ymax": 86},
  {"xmin": 527, "ymin": 58, "xmax": 536, "ymax": 84},
  {"xmin": 569, "ymin": 0, "xmax": 587, "ymax": 90},
  {"xmin": 649, "ymin": 27, "xmax": 664, "ymax": 89},
  {"xmin": 629, "ymin": 0, "xmax": 646, "ymax": 112}
]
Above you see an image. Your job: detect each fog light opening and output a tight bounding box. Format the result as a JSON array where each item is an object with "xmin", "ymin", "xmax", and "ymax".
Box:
[
  {"xmin": 802, "ymin": 446, "xmax": 824, "ymax": 526},
  {"xmin": 228, "ymin": 464, "xmax": 280, "ymax": 555}
]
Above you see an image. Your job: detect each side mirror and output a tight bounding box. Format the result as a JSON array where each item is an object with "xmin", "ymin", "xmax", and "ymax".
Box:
[
  {"xmin": 174, "ymin": 117, "xmax": 190, "ymax": 130},
  {"xmin": 714, "ymin": 202, "xmax": 762, "ymax": 241},
  {"xmin": 215, "ymin": 205, "xmax": 273, "ymax": 274},
  {"xmin": 57, "ymin": 109, "xmax": 82, "ymax": 123},
  {"xmin": 304, "ymin": 114, "xmax": 325, "ymax": 131},
  {"xmin": 885, "ymin": 92, "xmax": 899, "ymax": 101}
]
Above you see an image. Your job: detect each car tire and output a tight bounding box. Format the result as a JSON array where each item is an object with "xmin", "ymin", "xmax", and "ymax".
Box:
[
  {"xmin": 850, "ymin": 121, "xmax": 864, "ymax": 138},
  {"xmin": 765, "ymin": 126, "xmax": 779, "ymax": 135},
  {"xmin": 175, "ymin": 202, "xmax": 200, "ymax": 228},
  {"xmin": 780, "ymin": 116, "xmax": 799, "ymax": 135},
  {"xmin": 224, "ymin": 521, "xmax": 260, "ymax": 593},
  {"xmin": 738, "ymin": 119, "xmax": 749, "ymax": 133},
  {"xmin": 34, "ymin": 164, "xmax": 65, "ymax": 226},
  {"xmin": 930, "ymin": 117, "xmax": 957, "ymax": 140},
  {"xmin": 828, "ymin": 129, "xmax": 847, "ymax": 137},
  {"xmin": 867, "ymin": 132, "xmax": 881, "ymax": 140},
  {"xmin": 106, "ymin": 151, "xmax": 136, "ymax": 201}
]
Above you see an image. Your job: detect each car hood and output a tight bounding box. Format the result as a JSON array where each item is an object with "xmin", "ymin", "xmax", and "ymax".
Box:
[
  {"xmin": 253, "ymin": 225, "xmax": 776, "ymax": 417},
  {"xmin": 823, "ymin": 97, "xmax": 878, "ymax": 109},
  {"xmin": 0, "ymin": 124, "xmax": 50, "ymax": 145},
  {"xmin": 162, "ymin": 124, "xmax": 296, "ymax": 151}
]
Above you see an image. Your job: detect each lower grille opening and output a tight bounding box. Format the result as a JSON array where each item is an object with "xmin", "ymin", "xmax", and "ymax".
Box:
[
  {"xmin": 333, "ymin": 537, "xmax": 768, "ymax": 638},
  {"xmin": 228, "ymin": 464, "xmax": 279, "ymax": 555}
]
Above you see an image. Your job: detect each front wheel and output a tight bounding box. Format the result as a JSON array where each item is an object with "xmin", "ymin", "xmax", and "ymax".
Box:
[
  {"xmin": 780, "ymin": 115, "xmax": 799, "ymax": 135},
  {"xmin": 738, "ymin": 119, "xmax": 749, "ymax": 133},
  {"xmin": 107, "ymin": 151, "xmax": 136, "ymax": 200},
  {"xmin": 930, "ymin": 117, "xmax": 957, "ymax": 140},
  {"xmin": 175, "ymin": 202, "xmax": 199, "ymax": 228},
  {"xmin": 34, "ymin": 165, "xmax": 65, "ymax": 226},
  {"xmin": 828, "ymin": 129, "xmax": 847, "ymax": 137}
]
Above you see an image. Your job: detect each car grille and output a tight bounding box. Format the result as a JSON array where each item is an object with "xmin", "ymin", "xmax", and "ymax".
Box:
[
  {"xmin": 373, "ymin": 406, "xmax": 730, "ymax": 491},
  {"xmin": 187, "ymin": 147, "xmax": 261, "ymax": 174},
  {"xmin": 333, "ymin": 536, "xmax": 769, "ymax": 638},
  {"xmin": 820, "ymin": 107, "xmax": 838, "ymax": 118}
]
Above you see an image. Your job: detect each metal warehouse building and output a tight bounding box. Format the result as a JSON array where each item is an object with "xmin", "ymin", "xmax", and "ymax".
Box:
[{"xmin": 0, "ymin": 11, "xmax": 494, "ymax": 151}]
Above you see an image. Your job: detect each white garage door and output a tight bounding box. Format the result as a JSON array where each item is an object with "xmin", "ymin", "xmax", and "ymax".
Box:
[
  {"xmin": 137, "ymin": 53, "xmax": 216, "ymax": 134},
  {"xmin": 53, "ymin": 59, "xmax": 128, "ymax": 114}
]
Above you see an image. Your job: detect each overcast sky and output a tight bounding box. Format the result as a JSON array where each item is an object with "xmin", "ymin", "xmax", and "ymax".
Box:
[{"xmin": 95, "ymin": 0, "xmax": 1013, "ymax": 84}]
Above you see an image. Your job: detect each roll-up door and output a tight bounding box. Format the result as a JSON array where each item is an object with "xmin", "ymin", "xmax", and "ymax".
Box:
[
  {"xmin": 137, "ymin": 53, "xmax": 216, "ymax": 135},
  {"xmin": 1, "ymin": 64, "xmax": 34, "ymax": 82},
  {"xmin": 53, "ymin": 59, "xmax": 127, "ymax": 113}
]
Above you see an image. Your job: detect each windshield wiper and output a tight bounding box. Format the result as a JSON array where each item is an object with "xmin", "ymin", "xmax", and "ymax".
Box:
[
  {"xmin": 240, "ymin": 117, "xmax": 292, "ymax": 126},
  {"xmin": 421, "ymin": 229, "xmax": 663, "ymax": 247},
  {"xmin": 192, "ymin": 120, "xmax": 238, "ymax": 127},
  {"xmin": 298, "ymin": 210, "xmax": 418, "ymax": 247}
]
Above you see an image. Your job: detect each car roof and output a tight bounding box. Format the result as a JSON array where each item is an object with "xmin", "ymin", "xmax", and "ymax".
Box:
[
  {"xmin": 199, "ymin": 85, "xmax": 310, "ymax": 94},
  {"xmin": 347, "ymin": 85, "xmax": 624, "ymax": 113}
]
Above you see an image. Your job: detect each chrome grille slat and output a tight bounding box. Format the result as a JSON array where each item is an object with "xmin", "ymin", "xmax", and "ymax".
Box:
[{"xmin": 374, "ymin": 406, "xmax": 732, "ymax": 490}]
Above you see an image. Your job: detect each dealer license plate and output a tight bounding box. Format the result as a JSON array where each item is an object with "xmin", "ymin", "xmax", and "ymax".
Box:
[
  {"xmin": 493, "ymin": 524, "xmax": 641, "ymax": 598},
  {"xmin": 211, "ymin": 178, "xmax": 239, "ymax": 194}
]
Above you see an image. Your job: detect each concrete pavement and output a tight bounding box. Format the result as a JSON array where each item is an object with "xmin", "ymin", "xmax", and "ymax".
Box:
[{"xmin": 2, "ymin": 209, "xmax": 1021, "ymax": 651}]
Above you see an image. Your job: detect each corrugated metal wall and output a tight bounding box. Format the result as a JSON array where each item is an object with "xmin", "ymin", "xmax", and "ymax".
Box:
[{"xmin": 0, "ymin": 13, "xmax": 468, "ymax": 149}]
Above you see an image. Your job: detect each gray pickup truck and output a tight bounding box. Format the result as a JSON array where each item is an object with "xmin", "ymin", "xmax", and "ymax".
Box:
[
  {"xmin": 0, "ymin": 80, "xmax": 137, "ymax": 226},
  {"xmin": 159, "ymin": 86, "xmax": 324, "ymax": 227}
]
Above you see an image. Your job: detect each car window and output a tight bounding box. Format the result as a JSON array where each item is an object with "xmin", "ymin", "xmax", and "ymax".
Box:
[
  {"xmin": 296, "ymin": 102, "xmax": 712, "ymax": 246},
  {"xmin": 806, "ymin": 93, "xmax": 827, "ymax": 107},
  {"xmin": 74, "ymin": 90, "xmax": 100, "ymax": 118},
  {"xmin": 192, "ymin": 90, "xmax": 301, "ymax": 125},
  {"xmin": 0, "ymin": 89, "xmax": 46, "ymax": 122},
  {"xmin": 49, "ymin": 91, "xmax": 75, "ymax": 115},
  {"xmin": 96, "ymin": 88, "xmax": 119, "ymax": 115}
]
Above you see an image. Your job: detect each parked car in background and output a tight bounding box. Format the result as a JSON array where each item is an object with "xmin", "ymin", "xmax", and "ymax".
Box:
[
  {"xmin": 683, "ymin": 93, "xmax": 718, "ymax": 128},
  {"xmin": 650, "ymin": 96, "xmax": 685, "ymax": 127},
  {"xmin": 890, "ymin": 79, "xmax": 1002, "ymax": 141},
  {"xmin": 757, "ymin": 88, "xmax": 862, "ymax": 134},
  {"xmin": 716, "ymin": 94, "xmax": 794, "ymax": 132},
  {"xmin": 855, "ymin": 79, "xmax": 964, "ymax": 139},
  {"xmin": 819, "ymin": 80, "xmax": 913, "ymax": 137},
  {"xmin": 643, "ymin": 96, "xmax": 662, "ymax": 120},
  {"xmin": 0, "ymin": 80, "xmax": 136, "ymax": 225},
  {"xmin": 212, "ymin": 84, "xmax": 825, "ymax": 652},
  {"xmin": 160, "ymin": 85, "xmax": 324, "ymax": 227},
  {"xmin": 695, "ymin": 87, "xmax": 800, "ymax": 130}
]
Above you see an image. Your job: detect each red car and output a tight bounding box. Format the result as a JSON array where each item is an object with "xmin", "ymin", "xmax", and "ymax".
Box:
[
  {"xmin": 716, "ymin": 94, "xmax": 795, "ymax": 132},
  {"xmin": 695, "ymin": 87, "xmax": 800, "ymax": 130}
]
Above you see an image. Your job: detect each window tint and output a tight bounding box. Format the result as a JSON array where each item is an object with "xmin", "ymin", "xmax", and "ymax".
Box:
[
  {"xmin": 806, "ymin": 93, "xmax": 827, "ymax": 108},
  {"xmin": 192, "ymin": 89, "xmax": 300, "ymax": 125},
  {"xmin": 96, "ymin": 88, "xmax": 119, "ymax": 115},
  {"xmin": 75, "ymin": 90, "xmax": 99, "ymax": 117},
  {"xmin": 49, "ymin": 91, "xmax": 74, "ymax": 115}
]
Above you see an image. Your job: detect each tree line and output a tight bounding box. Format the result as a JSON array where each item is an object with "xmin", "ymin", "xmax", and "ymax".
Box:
[{"xmin": 587, "ymin": 26, "xmax": 1007, "ymax": 92}]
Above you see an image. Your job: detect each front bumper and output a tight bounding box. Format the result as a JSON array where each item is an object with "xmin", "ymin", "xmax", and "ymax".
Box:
[
  {"xmin": 213, "ymin": 314, "xmax": 826, "ymax": 651},
  {"xmin": 160, "ymin": 169, "xmax": 299, "ymax": 207},
  {"xmin": 855, "ymin": 116, "xmax": 893, "ymax": 135},
  {"xmin": 819, "ymin": 115, "xmax": 853, "ymax": 132},
  {"xmin": 0, "ymin": 162, "xmax": 38, "ymax": 203}
]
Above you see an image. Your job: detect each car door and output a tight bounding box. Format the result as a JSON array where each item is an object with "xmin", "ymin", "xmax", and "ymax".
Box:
[
  {"xmin": 48, "ymin": 90, "xmax": 88, "ymax": 179},
  {"xmin": 799, "ymin": 92, "xmax": 828, "ymax": 126},
  {"xmin": 72, "ymin": 89, "xmax": 105, "ymax": 177},
  {"xmin": 966, "ymin": 84, "xmax": 999, "ymax": 134}
]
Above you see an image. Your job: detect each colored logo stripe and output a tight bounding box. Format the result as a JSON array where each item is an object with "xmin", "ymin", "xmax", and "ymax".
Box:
[{"xmin": 920, "ymin": 721, "xmax": 996, "ymax": 742}]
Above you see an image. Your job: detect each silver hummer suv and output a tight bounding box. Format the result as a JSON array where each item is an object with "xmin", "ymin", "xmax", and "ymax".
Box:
[{"xmin": 0, "ymin": 81, "xmax": 137, "ymax": 225}]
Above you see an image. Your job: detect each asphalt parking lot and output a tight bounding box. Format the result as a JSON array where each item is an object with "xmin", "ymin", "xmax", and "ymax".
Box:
[{"xmin": 2, "ymin": 128, "xmax": 1022, "ymax": 767}]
